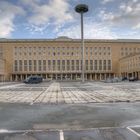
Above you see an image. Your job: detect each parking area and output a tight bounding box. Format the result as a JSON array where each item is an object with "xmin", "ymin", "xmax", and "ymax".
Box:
[
  {"xmin": 0, "ymin": 81, "xmax": 140, "ymax": 104},
  {"xmin": 0, "ymin": 101, "xmax": 139, "ymax": 139},
  {"xmin": 0, "ymin": 127, "xmax": 140, "ymax": 140}
]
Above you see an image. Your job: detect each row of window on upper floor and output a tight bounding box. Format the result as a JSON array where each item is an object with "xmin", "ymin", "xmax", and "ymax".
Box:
[
  {"xmin": 14, "ymin": 46, "xmax": 111, "ymax": 52},
  {"xmin": 14, "ymin": 51, "xmax": 111, "ymax": 56},
  {"xmin": 121, "ymin": 47, "xmax": 140, "ymax": 51}
]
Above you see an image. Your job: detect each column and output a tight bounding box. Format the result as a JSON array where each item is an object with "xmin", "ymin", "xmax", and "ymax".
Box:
[
  {"xmin": 90, "ymin": 74, "xmax": 92, "ymax": 81},
  {"xmin": 15, "ymin": 75, "xmax": 18, "ymax": 81},
  {"xmin": 104, "ymin": 73, "xmax": 106, "ymax": 80},
  {"xmin": 10, "ymin": 75, "xmax": 13, "ymax": 82},
  {"xmin": 95, "ymin": 74, "xmax": 97, "ymax": 81},
  {"xmin": 21, "ymin": 75, "xmax": 23, "ymax": 81},
  {"xmin": 99, "ymin": 73, "xmax": 101, "ymax": 81},
  {"xmin": 85, "ymin": 74, "xmax": 87, "ymax": 81},
  {"xmin": 76, "ymin": 74, "xmax": 77, "ymax": 80}
]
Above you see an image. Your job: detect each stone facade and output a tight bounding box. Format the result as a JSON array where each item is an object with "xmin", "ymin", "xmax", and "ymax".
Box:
[
  {"xmin": 119, "ymin": 53, "xmax": 140, "ymax": 79},
  {"xmin": 0, "ymin": 38, "xmax": 140, "ymax": 81}
]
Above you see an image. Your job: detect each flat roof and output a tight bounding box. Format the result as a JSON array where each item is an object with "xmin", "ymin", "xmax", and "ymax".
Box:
[{"xmin": 0, "ymin": 38, "xmax": 140, "ymax": 43}]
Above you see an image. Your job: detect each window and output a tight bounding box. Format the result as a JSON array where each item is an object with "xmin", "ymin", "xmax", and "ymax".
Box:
[
  {"xmin": 108, "ymin": 60, "xmax": 111, "ymax": 70},
  {"xmin": 94, "ymin": 60, "xmax": 97, "ymax": 70},
  {"xmin": 38, "ymin": 60, "xmax": 42, "ymax": 71},
  {"xmin": 24, "ymin": 60, "xmax": 27, "ymax": 71},
  {"xmin": 62, "ymin": 60, "xmax": 65, "ymax": 71},
  {"xmin": 57, "ymin": 60, "xmax": 60, "ymax": 71},
  {"xmin": 34, "ymin": 60, "xmax": 37, "ymax": 71},
  {"xmin": 99, "ymin": 60, "xmax": 102, "ymax": 70},
  {"xmin": 72, "ymin": 60, "xmax": 74, "ymax": 71},
  {"xmin": 53, "ymin": 60, "xmax": 56, "ymax": 71},
  {"xmin": 29, "ymin": 60, "xmax": 32, "ymax": 71},
  {"xmin": 48, "ymin": 60, "xmax": 51, "ymax": 71},
  {"xmin": 76, "ymin": 60, "xmax": 79, "ymax": 71},
  {"xmin": 19, "ymin": 60, "xmax": 22, "ymax": 71},
  {"xmin": 43, "ymin": 60, "xmax": 46, "ymax": 71},
  {"xmin": 67, "ymin": 60, "xmax": 70, "ymax": 71},
  {"xmin": 14, "ymin": 60, "xmax": 18, "ymax": 72},
  {"xmin": 86, "ymin": 60, "xmax": 88, "ymax": 70},
  {"xmin": 103, "ymin": 60, "xmax": 106, "ymax": 70},
  {"xmin": 90, "ymin": 60, "xmax": 93, "ymax": 70}
]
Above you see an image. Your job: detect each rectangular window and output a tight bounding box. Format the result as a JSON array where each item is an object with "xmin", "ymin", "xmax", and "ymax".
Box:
[
  {"xmin": 86, "ymin": 60, "xmax": 88, "ymax": 70},
  {"xmin": 108, "ymin": 60, "xmax": 111, "ymax": 70},
  {"xmin": 103, "ymin": 60, "xmax": 106, "ymax": 70},
  {"xmin": 34, "ymin": 60, "xmax": 37, "ymax": 71},
  {"xmin": 99, "ymin": 60, "xmax": 102, "ymax": 70},
  {"xmin": 48, "ymin": 60, "xmax": 51, "ymax": 71},
  {"xmin": 29, "ymin": 60, "xmax": 32, "ymax": 71},
  {"xmin": 53, "ymin": 60, "xmax": 56, "ymax": 71},
  {"xmin": 90, "ymin": 60, "xmax": 93, "ymax": 70},
  {"xmin": 67, "ymin": 60, "xmax": 70, "ymax": 71},
  {"xmin": 76, "ymin": 60, "xmax": 79, "ymax": 71},
  {"xmin": 19, "ymin": 60, "xmax": 22, "ymax": 71},
  {"xmin": 72, "ymin": 60, "xmax": 75, "ymax": 71},
  {"xmin": 62, "ymin": 60, "xmax": 65, "ymax": 71},
  {"xmin": 57, "ymin": 60, "xmax": 60, "ymax": 71},
  {"xmin": 14, "ymin": 60, "xmax": 18, "ymax": 72},
  {"xmin": 38, "ymin": 60, "xmax": 42, "ymax": 71},
  {"xmin": 24, "ymin": 60, "xmax": 27, "ymax": 71},
  {"xmin": 94, "ymin": 60, "xmax": 97, "ymax": 70},
  {"xmin": 43, "ymin": 60, "xmax": 46, "ymax": 71}
]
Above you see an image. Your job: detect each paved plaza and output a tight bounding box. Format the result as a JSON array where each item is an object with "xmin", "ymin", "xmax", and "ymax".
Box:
[
  {"xmin": 0, "ymin": 81, "xmax": 140, "ymax": 104},
  {"xmin": 0, "ymin": 127, "xmax": 140, "ymax": 140},
  {"xmin": 0, "ymin": 102, "xmax": 140, "ymax": 140},
  {"xmin": 0, "ymin": 81, "xmax": 140, "ymax": 139}
]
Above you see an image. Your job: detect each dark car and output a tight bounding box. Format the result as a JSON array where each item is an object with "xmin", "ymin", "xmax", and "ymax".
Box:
[
  {"xmin": 129, "ymin": 77, "xmax": 138, "ymax": 82},
  {"xmin": 24, "ymin": 76, "xmax": 43, "ymax": 84},
  {"xmin": 122, "ymin": 77, "xmax": 127, "ymax": 81}
]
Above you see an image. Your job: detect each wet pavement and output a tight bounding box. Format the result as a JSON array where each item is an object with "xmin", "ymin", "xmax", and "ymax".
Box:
[
  {"xmin": 64, "ymin": 128, "xmax": 140, "ymax": 140},
  {"xmin": 0, "ymin": 103, "xmax": 140, "ymax": 130},
  {"xmin": 0, "ymin": 128, "xmax": 140, "ymax": 140},
  {"xmin": 0, "ymin": 82, "xmax": 140, "ymax": 139},
  {"xmin": 0, "ymin": 131, "xmax": 60, "ymax": 140}
]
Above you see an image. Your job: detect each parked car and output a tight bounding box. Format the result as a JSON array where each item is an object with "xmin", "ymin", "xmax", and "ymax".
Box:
[
  {"xmin": 24, "ymin": 76, "xmax": 43, "ymax": 84},
  {"xmin": 104, "ymin": 78, "xmax": 112, "ymax": 83},
  {"xmin": 129, "ymin": 77, "xmax": 138, "ymax": 82},
  {"xmin": 122, "ymin": 77, "xmax": 128, "ymax": 81},
  {"xmin": 104, "ymin": 77, "xmax": 122, "ymax": 83}
]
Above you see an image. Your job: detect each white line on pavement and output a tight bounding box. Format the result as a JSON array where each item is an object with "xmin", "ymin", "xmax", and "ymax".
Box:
[
  {"xmin": 127, "ymin": 126, "xmax": 140, "ymax": 137},
  {"xmin": 59, "ymin": 130, "xmax": 64, "ymax": 140}
]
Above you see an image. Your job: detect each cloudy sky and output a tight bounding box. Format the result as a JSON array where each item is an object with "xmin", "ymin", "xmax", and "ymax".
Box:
[{"xmin": 0, "ymin": 0, "xmax": 140, "ymax": 39}]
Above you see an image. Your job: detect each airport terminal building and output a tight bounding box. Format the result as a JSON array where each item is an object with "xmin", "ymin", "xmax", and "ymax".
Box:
[{"xmin": 0, "ymin": 37, "xmax": 140, "ymax": 81}]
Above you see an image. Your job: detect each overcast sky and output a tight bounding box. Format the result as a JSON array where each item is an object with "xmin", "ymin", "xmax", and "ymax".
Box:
[{"xmin": 0, "ymin": 0, "xmax": 140, "ymax": 39}]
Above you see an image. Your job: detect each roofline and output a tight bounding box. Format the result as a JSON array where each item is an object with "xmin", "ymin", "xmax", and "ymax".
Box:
[{"xmin": 0, "ymin": 38, "xmax": 140, "ymax": 43}]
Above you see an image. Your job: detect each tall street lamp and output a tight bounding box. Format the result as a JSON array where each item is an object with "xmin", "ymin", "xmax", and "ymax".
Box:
[{"xmin": 75, "ymin": 4, "xmax": 88, "ymax": 83}]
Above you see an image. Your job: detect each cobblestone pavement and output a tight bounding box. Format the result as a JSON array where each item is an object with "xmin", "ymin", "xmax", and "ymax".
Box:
[{"xmin": 0, "ymin": 81, "xmax": 140, "ymax": 104}]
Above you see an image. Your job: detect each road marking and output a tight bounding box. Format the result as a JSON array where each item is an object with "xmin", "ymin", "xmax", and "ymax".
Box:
[
  {"xmin": 59, "ymin": 130, "xmax": 64, "ymax": 140},
  {"xmin": 127, "ymin": 126, "xmax": 140, "ymax": 137}
]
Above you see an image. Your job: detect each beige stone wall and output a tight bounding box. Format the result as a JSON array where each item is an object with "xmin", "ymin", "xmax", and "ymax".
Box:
[
  {"xmin": 0, "ymin": 59, "xmax": 4, "ymax": 74},
  {"xmin": 119, "ymin": 53, "xmax": 140, "ymax": 78},
  {"xmin": 0, "ymin": 39, "xmax": 140, "ymax": 81}
]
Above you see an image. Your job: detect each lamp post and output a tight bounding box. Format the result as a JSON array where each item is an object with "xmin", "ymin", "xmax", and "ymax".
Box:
[{"xmin": 75, "ymin": 4, "xmax": 88, "ymax": 83}]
